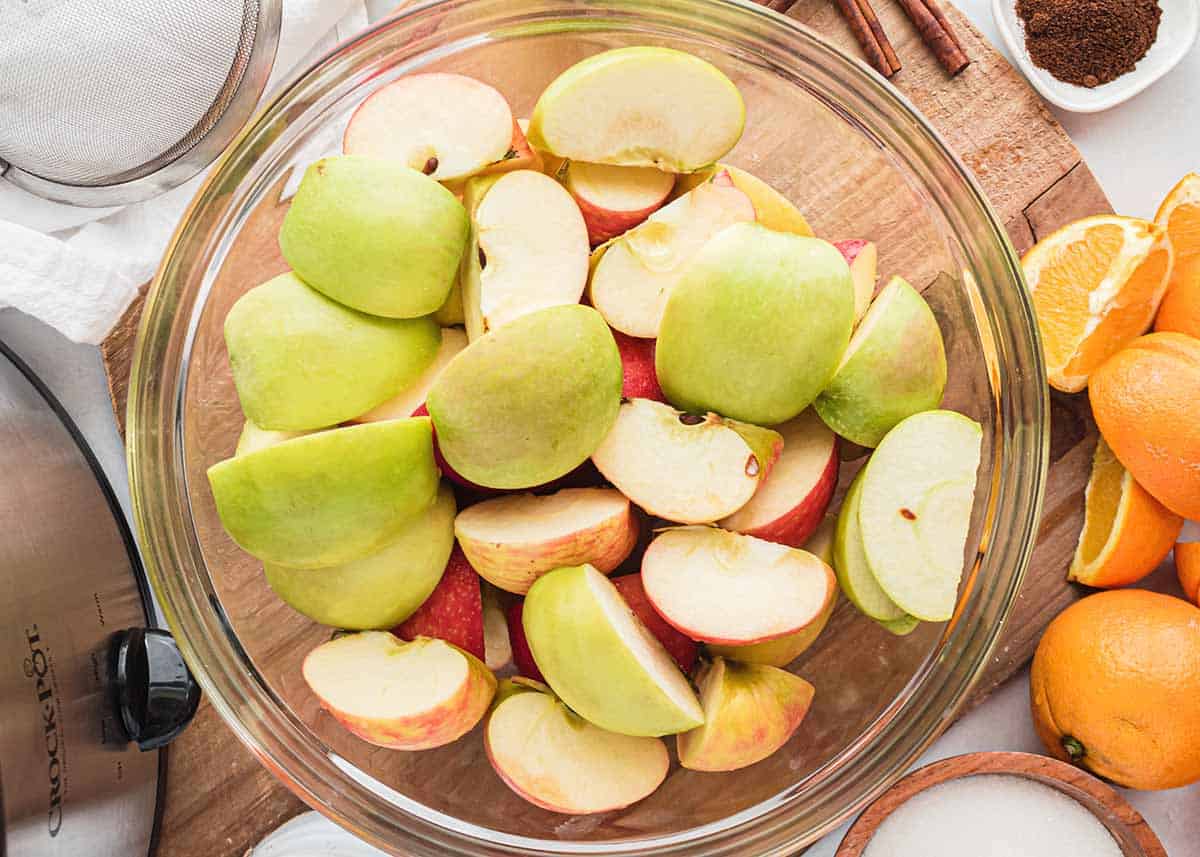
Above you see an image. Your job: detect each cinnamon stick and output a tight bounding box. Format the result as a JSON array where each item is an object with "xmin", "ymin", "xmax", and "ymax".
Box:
[
  {"xmin": 896, "ymin": 0, "xmax": 970, "ymax": 75},
  {"xmin": 854, "ymin": 0, "xmax": 902, "ymax": 74},
  {"xmin": 922, "ymin": 0, "xmax": 966, "ymax": 52},
  {"xmin": 831, "ymin": 0, "xmax": 899, "ymax": 77}
]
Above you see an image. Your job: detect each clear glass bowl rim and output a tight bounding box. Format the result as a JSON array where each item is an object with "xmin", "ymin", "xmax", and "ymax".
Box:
[{"xmin": 127, "ymin": 1, "xmax": 1050, "ymax": 854}]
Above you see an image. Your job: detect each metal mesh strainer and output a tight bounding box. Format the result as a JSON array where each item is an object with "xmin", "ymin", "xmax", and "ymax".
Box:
[{"xmin": 0, "ymin": 0, "xmax": 281, "ymax": 206}]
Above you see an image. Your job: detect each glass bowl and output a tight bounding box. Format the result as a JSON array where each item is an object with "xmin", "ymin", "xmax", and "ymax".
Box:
[{"xmin": 127, "ymin": 1, "xmax": 1049, "ymax": 854}]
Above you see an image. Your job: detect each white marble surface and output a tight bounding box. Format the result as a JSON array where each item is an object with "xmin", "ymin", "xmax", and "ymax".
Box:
[{"xmin": 0, "ymin": 1, "xmax": 1197, "ymax": 853}]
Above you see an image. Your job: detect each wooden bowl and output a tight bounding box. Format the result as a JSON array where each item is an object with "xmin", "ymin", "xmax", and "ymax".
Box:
[{"xmin": 835, "ymin": 751, "xmax": 1166, "ymax": 857}]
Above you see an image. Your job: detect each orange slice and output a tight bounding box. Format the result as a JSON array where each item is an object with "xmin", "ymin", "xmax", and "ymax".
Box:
[
  {"xmin": 1154, "ymin": 173, "xmax": 1200, "ymax": 338},
  {"xmin": 1023, "ymin": 215, "xmax": 1173, "ymax": 392},
  {"xmin": 1177, "ymin": 542, "xmax": 1200, "ymax": 604},
  {"xmin": 1068, "ymin": 436, "xmax": 1182, "ymax": 589}
]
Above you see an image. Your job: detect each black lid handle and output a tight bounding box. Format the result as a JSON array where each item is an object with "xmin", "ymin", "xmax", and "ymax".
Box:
[{"xmin": 113, "ymin": 628, "xmax": 200, "ymax": 751}]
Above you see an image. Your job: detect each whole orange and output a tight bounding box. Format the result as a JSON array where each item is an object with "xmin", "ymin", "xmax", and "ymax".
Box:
[
  {"xmin": 1030, "ymin": 589, "xmax": 1200, "ymax": 790},
  {"xmin": 1089, "ymin": 332, "xmax": 1200, "ymax": 519}
]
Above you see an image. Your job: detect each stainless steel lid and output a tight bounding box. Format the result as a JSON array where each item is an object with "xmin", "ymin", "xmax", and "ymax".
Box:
[{"xmin": 0, "ymin": 342, "xmax": 198, "ymax": 857}]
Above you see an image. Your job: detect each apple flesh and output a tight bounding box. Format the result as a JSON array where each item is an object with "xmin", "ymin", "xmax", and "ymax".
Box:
[
  {"xmin": 719, "ymin": 409, "xmax": 839, "ymax": 547},
  {"xmin": 612, "ymin": 329, "xmax": 665, "ymax": 401},
  {"xmin": 834, "ymin": 239, "xmax": 879, "ymax": 324},
  {"xmin": 591, "ymin": 398, "xmax": 781, "ymax": 524},
  {"xmin": 224, "ymin": 273, "xmax": 441, "ymax": 430},
  {"xmin": 461, "ymin": 170, "xmax": 589, "ymax": 340},
  {"xmin": 523, "ymin": 564, "xmax": 704, "ymax": 736},
  {"xmin": 528, "ymin": 46, "xmax": 744, "ymax": 172},
  {"xmin": 235, "ymin": 420, "xmax": 313, "ymax": 456},
  {"xmin": 642, "ymin": 527, "xmax": 837, "ymax": 645},
  {"xmin": 859, "ymin": 410, "xmax": 983, "ymax": 622},
  {"xmin": 265, "ymin": 484, "xmax": 456, "ymax": 630},
  {"xmin": 833, "ymin": 467, "xmax": 911, "ymax": 624},
  {"xmin": 677, "ymin": 657, "xmax": 814, "ymax": 772},
  {"xmin": 354, "ymin": 327, "xmax": 468, "ymax": 423},
  {"xmin": 279, "ymin": 156, "xmax": 468, "ymax": 318},
  {"xmin": 303, "ymin": 632, "xmax": 495, "ymax": 751},
  {"xmin": 486, "ymin": 681, "xmax": 669, "ymax": 813},
  {"xmin": 564, "ymin": 161, "xmax": 675, "ymax": 244},
  {"xmin": 588, "ymin": 178, "xmax": 755, "ymax": 337},
  {"xmin": 656, "ymin": 223, "xmax": 855, "ymax": 425},
  {"xmin": 427, "ymin": 305, "xmax": 622, "ymax": 489},
  {"xmin": 815, "ymin": 276, "xmax": 947, "ymax": 448},
  {"xmin": 612, "ymin": 574, "xmax": 698, "ymax": 673},
  {"xmin": 455, "ymin": 488, "xmax": 638, "ymax": 594},
  {"xmin": 343, "ymin": 73, "xmax": 514, "ymax": 182},
  {"xmin": 207, "ymin": 419, "xmax": 438, "ymax": 569},
  {"xmin": 505, "ymin": 601, "xmax": 545, "ymax": 682},
  {"xmin": 482, "ymin": 585, "xmax": 513, "ymax": 671},
  {"xmin": 677, "ymin": 166, "xmax": 814, "ymax": 236},
  {"xmin": 393, "ymin": 545, "xmax": 486, "ymax": 660}
]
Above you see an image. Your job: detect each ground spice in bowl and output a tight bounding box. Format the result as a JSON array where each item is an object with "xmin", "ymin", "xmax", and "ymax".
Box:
[{"xmin": 1015, "ymin": 0, "xmax": 1161, "ymax": 87}]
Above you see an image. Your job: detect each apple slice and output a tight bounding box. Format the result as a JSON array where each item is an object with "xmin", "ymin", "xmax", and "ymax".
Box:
[
  {"xmin": 302, "ymin": 632, "xmax": 495, "ymax": 751},
  {"xmin": 524, "ymin": 564, "xmax": 704, "ymax": 736},
  {"xmin": 833, "ymin": 468, "xmax": 910, "ymax": 623},
  {"xmin": 591, "ymin": 399, "xmax": 781, "ymax": 524},
  {"xmin": 458, "ymin": 119, "xmax": 544, "ymax": 187},
  {"xmin": 612, "ymin": 330, "xmax": 665, "ymax": 401},
  {"xmin": 588, "ymin": 178, "xmax": 755, "ymax": 337},
  {"xmin": 611, "ymin": 574, "xmax": 699, "ymax": 673},
  {"xmin": 505, "ymin": 601, "xmax": 545, "ymax": 682},
  {"xmin": 642, "ymin": 527, "xmax": 836, "ymax": 645},
  {"xmin": 455, "ymin": 488, "xmax": 638, "ymax": 594},
  {"xmin": 564, "ymin": 162, "xmax": 675, "ymax": 244},
  {"xmin": 343, "ymin": 73, "xmax": 513, "ymax": 182},
  {"xmin": 486, "ymin": 681, "xmax": 668, "ymax": 813},
  {"xmin": 528, "ymin": 47, "xmax": 744, "ymax": 172},
  {"xmin": 677, "ymin": 657, "xmax": 814, "ymax": 771},
  {"xmin": 461, "ymin": 170, "xmax": 589, "ymax": 340},
  {"xmin": 834, "ymin": 240, "xmax": 879, "ymax": 323},
  {"xmin": 482, "ymin": 584, "xmax": 513, "ymax": 671},
  {"xmin": 393, "ymin": 546, "xmax": 485, "ymax": 660},
  {"xmin": 859, "ymin": 410, "xmax": 983, "ymax": 622},
  {"xmin": 719, "ymin": 410, "xmax": 839, "ymax": 547},
  {"xmin": 235, "ymin": 420, "xmax": 313, "ymax": 456},
  {"xmin": 677, "ymin": 166, "xmax": 814, "ymax": 236},
  {"xmin": 354, "ymin": 327, "xmax": 468, "ymax": 422}
]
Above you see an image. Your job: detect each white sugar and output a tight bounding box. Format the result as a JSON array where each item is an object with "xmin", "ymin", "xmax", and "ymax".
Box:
[{"xmin": 862, "ymin": 774, "xmax": 1123, "ymax": 857}]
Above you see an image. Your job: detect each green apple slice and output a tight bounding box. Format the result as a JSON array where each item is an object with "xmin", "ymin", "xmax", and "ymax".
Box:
[
  {"xmin": 485, "ymin": 682, "xmax": 669, "ymax": 813},
  {"xmin": 859, "ymin": 410, "xmax": 983, "ymax": 621},
  {"xmin": 814, "ymin": 277, "xmax": 947, "ymax": 448},
  {"xmin": 833, "ymin": 468, "xmax": 909, "ymax": 622},
  {"xmin": 527, "ymin": 47, "xmax": 745, "ymax": 172},
  {"xmin": 264, "ymin": 485, "xmax": 455, "ymax": 629},
  {"xmin": 523, "ymin": 564, "xmax": 704, "ymax": 737},
  {"xmin": 235, "ymin": 420, "xmax": 314, "ymax": 456},
  {"xmin": 207, "ymin": 418, "xmax": 438, "ymax": 569}
]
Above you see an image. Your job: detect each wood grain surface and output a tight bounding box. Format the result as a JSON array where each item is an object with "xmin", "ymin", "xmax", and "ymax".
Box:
[{"xmin": 99, "ymin": 3, "xmax": 1112, "ymax": 854}]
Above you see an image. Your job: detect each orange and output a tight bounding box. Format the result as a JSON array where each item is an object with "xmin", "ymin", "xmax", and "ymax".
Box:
[
  {"xmin": 1023, "ymin": 215, "xmax": 1173, "ymax": 392},
  {"xmin": 1177, "ymin": 542, "xmax": 1200, "ymax": 604},
  {"xmin": 1089, "ymin": 332, "xmax": 1200, "ymax": 520},
  {"xmin": 1030, "ymin": 589, "xmax": 1200, "ymax": 790},
  {"xmin": 1068, "ymin": 437, "xmax": 1182, "ymax": 588},
  {"xmin": 1154, "ymin": 173, "xmax": 1200, "ymax": 338}
]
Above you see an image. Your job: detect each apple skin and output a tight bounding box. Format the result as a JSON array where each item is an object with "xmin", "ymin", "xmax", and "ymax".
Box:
[
  {"xmin": 279, "ymin": 156, "xmax": 468, "ymax": 318},
  {"xmin": 224, "ymin": 273, "xmax": 441, "ymax": 431},
  {"xmin": 207, "ymin": 419, "xmax": 438, "ymax": 569},
  {"xmin": 565, "ymin": 162, "xmax": 675, "ymax": 245},
  {"xmin": 814, "ymin": 276, "xmax": 947, "ymax": 448},
  {"xmin": 302, "ymin": 632, "xmax": 496, "ymax": 751},
  {"xmin": 833, "ymin": 468, "xmax": 910, "ymax": 624},
  {"xmin": 833, "ymin": 239, "xmax": 879, "ymax": 323},
  {"xmin": 612, "ymin": 330, "xmax": 666, "ymax": 401},
  {"xmin": 677, "ymin": 657, "xmax": 814, "ymax": 772},
  {"xmin": 505, "ymin": 601, "xmax": 546, "ymax": 682},
  {"xmin": 485, "ymin": 681, "xmax": 669, "ymax": 814},
  {"xmin": 410, "ymin": 403, "xmax": 501, "ymax": 496},
  {"xmin": 265, "ymin": 484, "xmax": 456, "ymax": 630},
  {"xmin": 455, "ymin": 488, "xmax": 639, "ymax": 594},
  {"xmin": 354, "ymin": 328, "xmax": 468, "ymax": 423},
  {"xmin": 394, "ymin": 545, "xmax": 486, "ymax": 661},
  {"xmin": 611, "ymin": 574, "xmax": 698, "ymax": 673},
  {"xmin": 656, "ymin": 223, "xmax": 855, "ymax": 425},
  {"xmin": 427, "ymin": 305, "xmax": 623, "ymax": 489}
]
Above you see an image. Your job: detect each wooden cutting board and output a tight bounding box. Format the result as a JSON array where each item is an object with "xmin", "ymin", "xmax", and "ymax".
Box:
[{"xmin": 98, "ymin": 2, "xmax": 1110, "ymax": 854}]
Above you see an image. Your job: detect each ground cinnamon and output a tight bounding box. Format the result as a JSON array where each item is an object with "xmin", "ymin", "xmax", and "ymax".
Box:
[{"xmin": 1016, "ymin": 0, "xmax": 1161, "ymax": 87}]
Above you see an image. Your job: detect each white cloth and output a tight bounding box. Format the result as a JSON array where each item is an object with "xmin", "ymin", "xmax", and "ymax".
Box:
[{"xmin": 0, "ymin": 0, "xmax": 368, "ymax": 344}]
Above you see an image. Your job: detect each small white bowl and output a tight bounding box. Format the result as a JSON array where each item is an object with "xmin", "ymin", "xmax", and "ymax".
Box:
[{"xmin": 992, "ymin": 0, "xmax": 1199, "ymax": 112}]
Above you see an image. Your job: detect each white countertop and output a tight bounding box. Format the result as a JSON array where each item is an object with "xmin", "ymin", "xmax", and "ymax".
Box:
[{"xmin": 1, "ymin": 1, "xmax": 1196, "ymax": 853}]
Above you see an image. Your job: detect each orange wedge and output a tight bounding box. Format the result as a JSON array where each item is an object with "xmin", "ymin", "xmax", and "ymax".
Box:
[
  {"xmin": 1154, "ymin": 173, "xmax": 1200, "ymax": 338},
  {"xmin": 1177, "ymin": 543, "xmax": 1200, "ymax": 604},
  {"xmin": 1023, "ymin": 215, "xmax": 1173, "ymax": 392},
  {"xmin": 1068, "ymin": 437, "xmax": 1182, "ymax": 589}
]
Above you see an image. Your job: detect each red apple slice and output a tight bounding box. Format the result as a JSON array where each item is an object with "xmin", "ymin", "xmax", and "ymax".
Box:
[
  {"xmin": 354, "ymin": 328, "xmax": 468, "ymax": 423},
  {"xmin": 719, "ymin": 410, "xmax": 839, "ymax": 547},
  {"xmin": 642, "ymin": 527, "xmax": 836, "ymax": 645},
  {"xmin": 611, "ymin": 574, "xmax": 698, "ymax": 673},
  {"xmin": 303, "ymin": 631, "xmax": 495, "ymax": 750},
  {"xmin": 833, "ymin": 239, "xmax": 878, "ymax": 324},
  {"xmin": 455, "ymin": 488, "xmax": 638, "ymax": 594},
  {"xmin": 393, "ymin": 546, "xmax": 485, "ymax": 660},
  {"xmin": 486, "ymin": 681, "xmax": 668, "ymax": 813},
  {"xmin": 565, "ymin": 162, "xmax": 675, "ymax": 244},
  {"xmin": 505, "ymin": 601, "xmax": 546, "ymax": 682},
  {"xmin": 344, "ymin": 73, "xmax": 513, "ymax": 182},
  {"xmin": 612, "ymin": 329, "xmax": 666, "ymax": 401}
]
